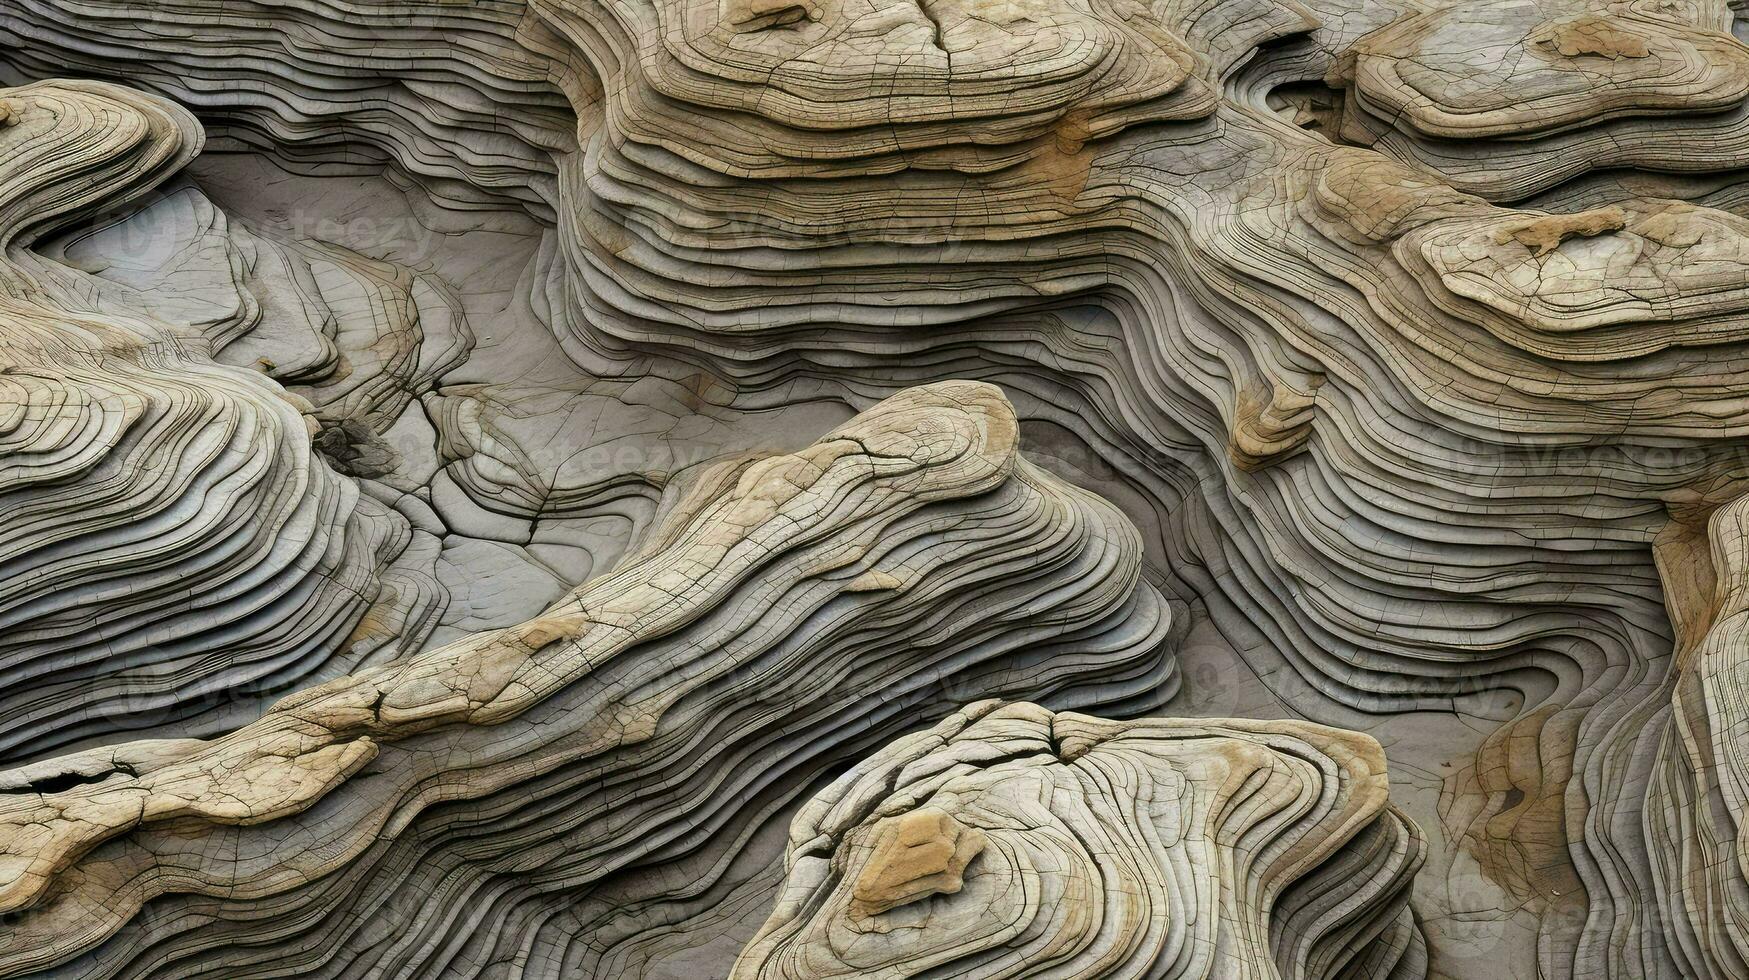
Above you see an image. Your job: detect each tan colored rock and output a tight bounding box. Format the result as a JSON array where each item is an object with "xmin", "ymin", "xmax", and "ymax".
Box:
[
  {"xmin": 733, "ymin": 701, "xmax": 1424, "ymax": 979},
  {"xmin": 848, "ymin": 807, "xmax": 986, "ymax": 917},
  {"xmin": 3, "ymin": 0, "xmax": 1749, "ymax": 976}
]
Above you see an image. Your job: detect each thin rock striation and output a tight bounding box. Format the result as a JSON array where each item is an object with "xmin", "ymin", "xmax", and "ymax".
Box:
[
  {"xmin": 0, "ymin": 360, "xmax": 1175, "ymax": 974},
  {"xmin": 1, "ymin": 0, "xmax": 1748, "ymax": 976},
  {"xmin": 0, "ymin": 79, "xmax": 442, "ymax": 763},
  {"xmin": 734, "ymin": 700, "xmax": 1426, "ymax": 980}
]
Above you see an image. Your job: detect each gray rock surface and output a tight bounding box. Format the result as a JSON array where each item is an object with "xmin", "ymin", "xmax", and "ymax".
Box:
[{"xmin": 0, "ymin": 0, "xmax": 1747, "ymax": 976}]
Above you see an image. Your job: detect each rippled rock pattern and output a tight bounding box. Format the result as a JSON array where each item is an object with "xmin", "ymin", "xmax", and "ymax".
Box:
[
  {"xmin": 735, "ymin": 701, "xmax": 1425, "ymax": 980},
  {"xmin": 0, "ymin": 80, "xmax": 442, "ymax": 765},
  {"xmin": 0, "ymin": 0, "xmax": 1748, "ymax": 975}
]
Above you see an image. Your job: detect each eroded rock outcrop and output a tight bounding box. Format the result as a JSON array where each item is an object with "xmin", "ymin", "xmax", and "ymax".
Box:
[
  {"xmin": 1645, "ymin": 496, "xmax": 1749, "ymax": 980},
  {"xmin": 734, "ymin": 701, "xmax": 1425, "ymax": 980},
  {"xmin": 2, "ymin": 0, "xmax": 1749, "ymax": 976},
  {"xmin": 0, "ymin": 79, "xmax": 443, "ymax": 763},
  {"xmin": 0, "ymin": 368, "xmax": 1174, "ymax": 973}
]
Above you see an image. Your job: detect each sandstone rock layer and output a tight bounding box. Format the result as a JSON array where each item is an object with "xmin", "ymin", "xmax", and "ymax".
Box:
[{"xmin": 0, "ymin": 0, "xmax": 1746, "ymax": 976}]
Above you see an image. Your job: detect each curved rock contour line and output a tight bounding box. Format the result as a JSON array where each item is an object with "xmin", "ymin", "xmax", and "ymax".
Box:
[
  {"xmin": 0, "ymin": 80, "xmax": 440, "ymax": 762},
  {"xmin": 0, "ymin": 0, "xmax": 1747, "ymax": 975},
  {"xmin": 0, "ymin": 373, "xmax": 1177, "ymax": 972},
  {"xmin": 735, "ymin": 700, "xmax": 1425, "ymax": 980}
]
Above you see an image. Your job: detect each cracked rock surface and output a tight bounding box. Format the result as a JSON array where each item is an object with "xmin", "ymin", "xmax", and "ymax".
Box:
[
  {"xmin": 734, "ymin": 700, "xmax": 1424, "ymax": 980},
  {"xmin": 0, "ymin": 0, "xmax": 1748, "ymax": 976}
]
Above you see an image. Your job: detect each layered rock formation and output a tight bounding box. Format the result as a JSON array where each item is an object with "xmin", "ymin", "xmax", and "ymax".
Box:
[
  {"xmin": 735, "ymin": 701, "xmax": 1426, "ymax": 980},
  {"xmin": 0, "ymin": 375, "xmax": 1176, "ymax": 976},
  {"xmin": 0, "ymin": 79, "xmax": 443, "ymax": 763},
  {"xmin": 0, "ymin": 0, "xmax": 1747, "ymax": 976}
]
